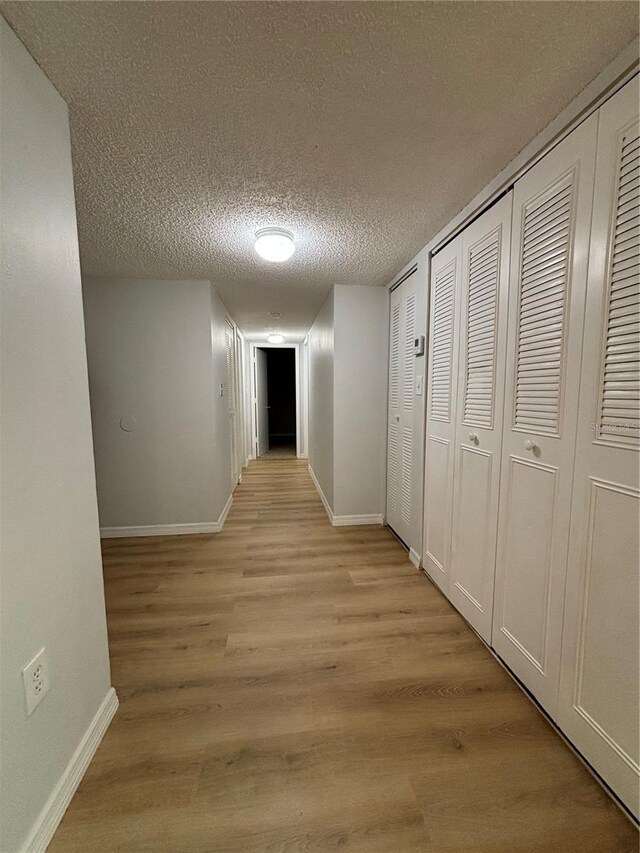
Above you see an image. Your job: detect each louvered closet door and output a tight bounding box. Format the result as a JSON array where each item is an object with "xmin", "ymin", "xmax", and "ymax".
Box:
[
  {"xmin": 492, "ymin": 114, "xmax": 598, "ymax": 716},
  {"xmin": 449, "ymin": 194, "xmax": 512, "ymax": 641},
  {"xmin": 558, "ymin": 77, "xmax": 639, "ymax": 818},
  {"xmin": 423, "ymin": 237, "xmax": 462, "ymax": 594},
  {"xmin": 386, "ymin": 273, "xmax": 417, "ymax": 544}
]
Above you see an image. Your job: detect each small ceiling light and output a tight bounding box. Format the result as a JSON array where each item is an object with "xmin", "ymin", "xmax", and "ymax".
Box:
[
  {"xmin": 267, "ymin": 334, "xmax": 284, "ymax": 344},
  {"xmin": 254, "ymin": 228, "xmax": 295, "ymax": 263}
]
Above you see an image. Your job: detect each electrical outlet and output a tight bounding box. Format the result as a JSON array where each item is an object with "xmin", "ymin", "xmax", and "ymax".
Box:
[{"xmin": 22, "ymin": 647, "xmax": 50, "ymax": 715}]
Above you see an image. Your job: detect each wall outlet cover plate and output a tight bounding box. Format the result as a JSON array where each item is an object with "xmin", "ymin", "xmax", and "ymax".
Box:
[{"xmin": 22, "ymin": 647, "xmax": 50, "ymax": 715}]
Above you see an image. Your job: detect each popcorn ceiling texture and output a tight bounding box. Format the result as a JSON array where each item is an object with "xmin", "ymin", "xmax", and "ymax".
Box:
[{"xmin": 2, "ymin": 1, "xmax": 637, "ymax": 336}]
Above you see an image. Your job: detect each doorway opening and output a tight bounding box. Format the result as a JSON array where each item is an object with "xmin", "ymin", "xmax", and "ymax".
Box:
[{"xmin": 253, "ymin": 346, "xmax": 298, "ymax": 459}]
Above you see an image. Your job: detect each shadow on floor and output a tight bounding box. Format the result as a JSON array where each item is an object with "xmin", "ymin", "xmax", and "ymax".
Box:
[{"xmin": 262, "ymin": 439, "xmax": 296, "ymax": 459}]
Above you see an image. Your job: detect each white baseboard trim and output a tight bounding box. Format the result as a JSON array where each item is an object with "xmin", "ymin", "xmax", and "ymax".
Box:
[
  {"xmin": 308, "ymin": 465, "xmax": 334, "ymax": 524},
  {"xmin": 101, "ymin": 522, "xmax": 219, "ymax": 538},
  {"xmin": 100, "ymin": 493, "xmax": 233, "ymax": 539},
  {"xmin": 22, "ymin": 687, "xmax": 118, "ymax": 853},
  {"xmin": 308, "ymin": 467, "xmax": 384, "ymax": 527},
  {"xmin": 217, "ymin": 492, "xmax": 234, "ymax": 529},
  {"xmin": 332, "ymin": 514, "xmax": 384, "ymax": 527},
  {"xmin": 409, "ymin": 547, "xmax": 421, "ymax": 568}
]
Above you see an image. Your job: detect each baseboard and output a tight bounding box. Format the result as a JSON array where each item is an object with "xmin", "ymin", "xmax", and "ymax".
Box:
[
  {"xmin": 22, "ymin": 687, "xmax": 119, "ymax": 853},
  {"xmin": 101, "ymin": 521, "xmax": 220, "ymax": 538},
  {"xmin": 332, "ymin": 514, "xmax": 384, "ymax": 527},
  {"xmin": 409, "ymin": 547, "xmax": 421, "ymax": 568},
  {"xmin": 100, "ymin": 493, "xmax": 233, "ymax": 539},
  {"xmin": 308, "ymin": 465, "xmax": 334, "ymax": 524},
  {"xmin": 217, "ymin": 491, "xmax": 233, "ymax": 529},
  {"xmin": 308, "ymin": 467, "xmax": 384, "ymax": 527}
]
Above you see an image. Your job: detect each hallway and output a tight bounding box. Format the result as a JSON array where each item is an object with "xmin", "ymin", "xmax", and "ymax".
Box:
[{"xmin": 49, "ymin": 460, "xmax": 635, "ymax": 852}]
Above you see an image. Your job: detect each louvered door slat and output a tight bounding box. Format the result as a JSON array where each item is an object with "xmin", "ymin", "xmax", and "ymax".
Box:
[
  {"xmin": 598, "ymin": 123, "xmax": 640, "ymax": 444},
  {"xmin": 401, "ymin": 426, "xmax": 412, "ymax": 524},
  {"xmin": 522, "ymin": 184, "xmax": 571, "ymax": 232},
  {"xmin": 389, "ymin": 303, "xmax": 400, "ymax": 410},
  {"xmin": 404, "ymin": 293, "xmax": 416, "ymax": 411},
  {"xmin": 387, "ymin": 423, "xmax": 399, "ymax": 511},
  {"xmin": 514, "ymin": 173, "xmax": 575, "ymax": 433},
  {"xmin": 520, "ymin": 264, "xmax": 567, "ymax": 293},
  {"xmin": 462, "ymin": 232, "xmax": 500, "ymax": 428},
  {"xmin": 430, "ymin": 263, "xmax": 456, "ymax": 422}
]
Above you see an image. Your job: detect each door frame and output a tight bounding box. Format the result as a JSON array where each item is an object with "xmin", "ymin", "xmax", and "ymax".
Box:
[
  {"xmin": 249, "ymin": 343, "xmax": 302, "ymax": 459},
  {"xmin": 234, "ymin": 328, "xmax": 247, "ymax": 481},
  {"xmin": 225, "ymin": 315, "xmax": 242, "ymax": 487}
]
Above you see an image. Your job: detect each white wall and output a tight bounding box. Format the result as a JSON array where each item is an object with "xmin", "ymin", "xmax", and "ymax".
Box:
[
  {"xmin": 82, "ymin": 278, "xmax": 235, "ymax": 532},
  {"xmin": 209, "ymin": 285, "xmax": 237, "ymax": 518},
  {"xmin": 308, "ymin": 286, "xmax": 389, "ymax": 520},
  {"xmin": 0, "ymin": 18, "xmax": 113, "ymax": 851},
  {"xmin": 333, "ymin": 286, "xmax": 388, "ymax": 518},
  {"xmin": 308, "ymin": 290, "xmax": 335, "ymax": 507}
]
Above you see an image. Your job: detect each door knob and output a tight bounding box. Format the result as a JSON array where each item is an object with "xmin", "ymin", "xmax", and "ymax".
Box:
[
  {"xmin": 395, "ymin": 415, "xmax": 400, "ymax": 423},
  {"xmin": 468, "ymin": 432, "xmax": 479, "ymax": 443},
  {"xmin": 524, "ymin": 439, "xmax": 538, "ymax": 452}
]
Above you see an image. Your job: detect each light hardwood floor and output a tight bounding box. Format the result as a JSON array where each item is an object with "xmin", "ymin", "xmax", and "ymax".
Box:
[{"xmin": 49, "ymin": 459, "xmax": 637, "ymax": 852}]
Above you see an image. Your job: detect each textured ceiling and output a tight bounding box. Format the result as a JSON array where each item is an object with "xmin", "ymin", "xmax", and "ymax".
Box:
[{"xmin": 2, "ymin": 2, "xmax": 637, "ymax": 337}]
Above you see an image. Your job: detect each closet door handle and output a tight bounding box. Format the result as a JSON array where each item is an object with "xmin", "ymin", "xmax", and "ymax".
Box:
[
  {"xmin": 524, "ymin": 439, "xmax": 538, "ymax": 452},
  {"xmin": 468, "ymin": 432, "xmax": 479, "ymax": 444},
  {"xmin": 395, "ymin": 415, "xmax": 400, "ymax": 423}
]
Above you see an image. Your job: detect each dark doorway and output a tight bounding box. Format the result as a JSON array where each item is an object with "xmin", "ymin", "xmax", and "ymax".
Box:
[{"xmin": 264, "ymin": 348, "xmax": 296, "ymax": 458}]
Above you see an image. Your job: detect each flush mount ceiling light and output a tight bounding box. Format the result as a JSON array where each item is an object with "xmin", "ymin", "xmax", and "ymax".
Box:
[
  {"xmin": 267, "ymin": 334, "xmax": 284, "ymax": 344},
  {"xmin": 254, "ymin": 227, "xmax": 295, "ymax": 263}
]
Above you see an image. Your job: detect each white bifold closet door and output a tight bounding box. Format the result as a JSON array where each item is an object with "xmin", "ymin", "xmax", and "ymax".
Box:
[
  {"xmin": 448, "ymin": 193, "xmax": 512, "ymax": 641},
  {"xmin": 492, "ymin": 113, "xmax": 598, "ymax": 716},
  {"xmin": 558, "ymin": 77, "xmax": 639, "ymax": 817},
  {"xmin": 424, "ymin": 238, "xmax": 461, "ymax": 592},
  {"xmin": 386, "ymin": 273, "xmax": 417, "ymax": 545}
]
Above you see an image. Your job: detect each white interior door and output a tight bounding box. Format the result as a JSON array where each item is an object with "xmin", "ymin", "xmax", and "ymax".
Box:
[
  {"xmin": 423, "ymin": 237, "xmax": 462, "ymax": 594},
  {"xmin": 558, "ymin": 77, "xmax": 639, "ymax": 818},
  {"xmin": 255, "ymin": 347, "xmax": 269, "ymax": 457},
  {"xmin": 449, "ymin": 193, "xmax": 512, "ymax": 641},
  {"xmin": 386, "ymin": 273, "xmax": 417, "ymax": 544},
  {"xmin": 492, "ymin": 114, "xmax": 598, "ymax": 716}
]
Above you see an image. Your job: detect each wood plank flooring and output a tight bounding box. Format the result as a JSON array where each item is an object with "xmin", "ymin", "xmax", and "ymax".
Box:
[{"xmin": 49, "ymin": 459, "xmax": 637, "ymax": 852}]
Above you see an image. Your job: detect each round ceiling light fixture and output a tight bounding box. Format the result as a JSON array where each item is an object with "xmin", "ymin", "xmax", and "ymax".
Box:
[
  {"xmin": 267, "ymin": 334, "xmax": 284, "ymax": 344},
  {"xmin": 254, "ymin": 227, "xmax": 295, "ymax": 263}
]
